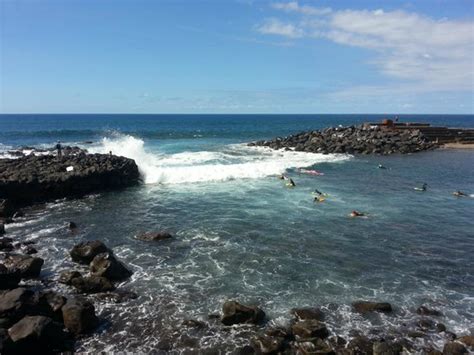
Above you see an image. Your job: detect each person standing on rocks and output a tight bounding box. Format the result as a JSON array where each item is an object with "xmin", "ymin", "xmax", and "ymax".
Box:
[{"xmin": 56, "ymin": 141, "xmax": 63, "ymax": 158}]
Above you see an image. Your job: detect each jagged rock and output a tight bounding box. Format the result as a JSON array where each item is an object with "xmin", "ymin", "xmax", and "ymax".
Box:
[
  {"xmin": 221, "ymin": 301, "xmax": 265, "ymax": 326},
  {"xmin": 2, "ymin": 254, "xmax": 44, "ymax": 278},
  {"xmin": 58, "ymin": 270, "xmax": 82, "ymax": 285},
  {"xmin": 291, "ymin": 320, "xmax": 329, "ymax": 339},
  {"xmin": 293, "ymin": 338, "xmax": 334, "ymax": 354},
  {"xmin": 0, "ymin": 153, "xmax": 140, "ymax": 210},
  {"xmin": 135, "ymin": 231, "xmax": 173, "ymax": 241},
  {"xmin": 352, "ymin": 301, "xmax": 393, "ymax": 314},
  {"xmin": 442, "ymin": 342, "xmax": 468, "ymax": 354},
  {"xmin": 90, "ymin": 252, "xmax": 132, "ymax": 281},
  {"xmin": 71, "ymin": 276, "xmax": 115, "ymax": 294},
  {"xmin": 24, "ymin": 246, "xmax": 37, "ymax": 255},
  {"xmin": 70, "ymin": 240, "xmax": 109, "ymax": 264},
  {"xmin": 61, "ymin": 298, "xmax": 98, "ymax": 335},
  {"xmin": 291, "ymin": 307, "xmax": 325, "ymax": 321},
  {"xmin": 417, "ymin": 306, "xmax": 442, "ymax": 316}
]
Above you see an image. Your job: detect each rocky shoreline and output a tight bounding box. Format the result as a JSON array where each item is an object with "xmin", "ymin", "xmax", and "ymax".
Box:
[
  {"xmin": 0, "ymin": 148, "xmax": 140, "ymax": 219},
  {"xmin": 1, "ymin": 219, "xmax": 473, "ymax": 354},
  {"xmin": 248, "ymin": 124, "xmax": 438, "ymax": 155}
]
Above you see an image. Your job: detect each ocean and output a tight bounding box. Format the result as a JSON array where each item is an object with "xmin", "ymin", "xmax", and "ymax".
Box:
[{"xmin": 1, "ymin": 114, "xmax": 473, "ymax": 352}]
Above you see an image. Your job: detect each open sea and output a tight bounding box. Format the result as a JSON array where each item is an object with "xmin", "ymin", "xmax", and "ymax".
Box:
[{"xmin": 1, "ymin": 114, "xmax": 473, "ymax": 352}]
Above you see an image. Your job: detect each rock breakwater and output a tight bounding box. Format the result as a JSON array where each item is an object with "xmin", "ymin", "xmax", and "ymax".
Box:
[{"xmin": 248, "ymin": 124, "xmax": 437, "ymax": 155}]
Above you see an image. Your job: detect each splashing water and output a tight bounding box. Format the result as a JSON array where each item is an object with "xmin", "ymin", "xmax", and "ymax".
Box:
[{"xmin": 93, "ymin": 134, "xmax": 351, "ymax": 184}]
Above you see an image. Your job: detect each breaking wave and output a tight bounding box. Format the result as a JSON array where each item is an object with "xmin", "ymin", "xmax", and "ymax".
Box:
[{"xmin": 91, "ymin": 134, "xmax": 350, "ymax": 184}]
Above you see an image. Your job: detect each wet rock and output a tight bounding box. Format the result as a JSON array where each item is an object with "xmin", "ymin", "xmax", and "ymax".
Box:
[
  {"xmin": 58, "ymin": 270, "xmax": 82, "ymax": 285},
  {"xmin": 71, "ymin": 276, "xmax": 116, "ymax": 294},
  {"xmin": 442, "ymin": 342, "xmax": 468, "ymax": 354},
  {"xmin": 70, "ymin": 240, "xmax": 109, "ymax": 264},
  {"xmin": 347, "ymin": 336, "xmax": 374, "ymax": 355},
  {"xmin": 221, "ymin": 301, "xmax": 265, "ymax": 326},
  {"xmin": 68, "ymin": 221, "xmax": 77, "ymax": 230},
  {"xmin": 24, "ymin": 246, "xmax": 37, "ymax": 255},
  {"xmin": 0, "ymin": 288, "xmax": 35, "ymax": 321},
  {"xmin": 0, "ymin": 223, "xmax": 4, "ymax": 235},
  {"xmin": 417, "ymin": 306, "xmax": 442, "ymax": 316},
  {"xmin": 181, "ymin": 319, "xmax": 207, "ymax": 329},
  {"xmin": 352, "ymin": 301, "xmax": 393, "ymax": 314},
  {"xmin": 0, "ymin": 264, "xmax": 21, "ymax": 290},
  {"xmin": 291, "ymin": 307, "xmax": 325, "ymax": 321},
  {"xmin": 3, "ymin": 254, "xmax": 44, "ymax": 278},
  {"xmin": 89, "ymin": 252, "xmax": 132, "ymax": 281},
  {"xmin": 407, "ymin": 331, "xmax": 425, "ymax": 338},
  {"xmin": 135, "ymin": 231, "xmax": 173, "ymax": 241},
  {"xmin": 293, "ymin": 338, "xmax": 334, "ymax": 354},
  {"xmin": 265, "ymin": 327, "xmax": 292, "ymax": 340},
  {"xmin": 252, "ymin": 334, "xmax": 286, "ymax": 354},
  {"xmin": 457, "ymin": 335, "xmax": 474, "ymax": 349},
  {"xmin": 7, "ymin": 315, "xmax": 66, "ymax": 352},
  {"xmin": 373, "ymin": 340, "xmax": 402, "ymax": 355},
  {"xmin": 291, "ymin": 320, "xmax": 329, "ymax": 340},
  {"xmin": 0, "ymin": 237, "xmax": 13, "ymax": 251},
  {"xmin": 0, "ymin": 199, "xmax": 15, "ymax": 218},
  {"xmin": 0, "ymin": 154, "xmax": 140, "ymax": 210},
  {"xmin": 35, "ymin": 291, "xmax": 67, "ymax": 322},
  {"xmin": 95, "ymin": 290, "xmax": 138, "ymax": 303},
  {"xmin": 61, "ymin": 298, "xmax": 99, "ymax": 335}
]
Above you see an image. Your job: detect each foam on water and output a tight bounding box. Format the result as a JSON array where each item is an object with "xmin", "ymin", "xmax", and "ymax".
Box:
[{"xmin": 92, "ymin": 134, "xmax": 350, "ymax": 184}]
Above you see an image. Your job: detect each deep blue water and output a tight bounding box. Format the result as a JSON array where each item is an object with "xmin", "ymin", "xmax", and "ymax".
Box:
[{"xmin": 1, "ymin": 114, "xmax": 473, "ymax": 352}]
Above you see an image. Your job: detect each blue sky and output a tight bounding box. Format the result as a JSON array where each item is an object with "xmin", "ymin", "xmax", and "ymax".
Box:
[{"xmin": 1, "ymin": 0, "xmax": 473, "ymax": 113}]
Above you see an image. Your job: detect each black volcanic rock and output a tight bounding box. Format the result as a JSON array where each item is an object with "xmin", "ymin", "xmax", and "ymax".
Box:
[
  {"xmin": 0, "ymin": 153, "xmax": 140, "ymax": 214},
  {"xmin": 248, "ymin": 124, "xmax": 437, "ymax": 155}
]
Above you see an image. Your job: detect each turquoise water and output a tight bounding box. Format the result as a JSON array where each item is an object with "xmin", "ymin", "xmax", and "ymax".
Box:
[{"xmin": 1, "ymin": 114, "xmax": 473, "ymax": 352}]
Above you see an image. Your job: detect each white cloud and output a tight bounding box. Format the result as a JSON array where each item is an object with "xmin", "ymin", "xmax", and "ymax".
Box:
[
  {"xmin": 258, "ymin": 2, "xmax": 474, "ymax": 92},
  {"xmin": 256, "ymin": 18, "xmax": 304, "ymax": 38},
  {"xmin": 272, "ymin": 1, "xmax": 332, "ymax": 15}
]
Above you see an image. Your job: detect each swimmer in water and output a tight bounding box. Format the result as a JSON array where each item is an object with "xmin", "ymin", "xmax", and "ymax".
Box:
[
  {"xmin": 414, "ymin": 183, "xmax": 428, "ymax": 191},
  {"xmin": 287, "ymin": 178, "xmax": 296, "ymax": 187},
  {"xmin": 453, "ymin": 190, "xmax": 467, "ymax": 197},
  {"xmin": 378, "ymin": 164, "xmax": 387, "ymax": 169},
  {"xmin": 350, "ymin": 210, "xmax": 365, "ymax": 217}
]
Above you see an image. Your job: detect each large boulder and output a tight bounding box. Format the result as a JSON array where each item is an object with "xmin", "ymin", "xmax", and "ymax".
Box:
[
  {"xmin": 71, "ymin": 276, "xmax": 116, "ymax": 294},
  {"xmin": 0, "ymin": 288, "xmax": 36, "ymax": 321},
  {"xmin": 291, "ymin": 319, "xmax": 329, "ymax": 339},
  {"xmin": 3, "ymin": 254, "xmax": 44, "ymax": 278},
  {"xmin": 70, "ymin": 240, "xmax": 109, "ymax": 264},
  {"xmin": 135, "ymin": 231, "xmax": 173, "ymax": 241},
  {"xmin": 35, "ymin": 291, "xmax": 67, "ymax": 321},
  {"xmin": 352, "ymin": 301, "xmax": 393, "ymax": 314},
  {"xmin": 443, "ymin": 342, "xmax": 468, "ymax": 355},
  {"xmin": 61, "ymin": 298, "xmax": 98, "ymax": 335},
  {"xmin": 7, "ymin": 315, "xmax": 67, "ymax": 352},
  {"xmin": 0, "ymin": 264, "xmax": 21, "ymax": 289},
  {"xmin": 457, "ymin": 336, "xmax": 474, "ymax": 349},
  {"xmin": 221, "ymin": 301, "xmax": 265, "ymax": 326},
  {"xmin": 89, "ymin": 252, "xmax": 132, "ymax": 281}
]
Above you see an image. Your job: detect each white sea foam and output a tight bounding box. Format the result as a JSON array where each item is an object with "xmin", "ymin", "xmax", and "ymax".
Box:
[{"xmin": 91, "ymin": 134, "xmax": 351, "ymax": 184}]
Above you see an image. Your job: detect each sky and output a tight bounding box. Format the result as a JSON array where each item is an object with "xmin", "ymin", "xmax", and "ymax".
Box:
[{"xmin": 0, "ymin": 0, "xmax": 473, "ymax": 114}]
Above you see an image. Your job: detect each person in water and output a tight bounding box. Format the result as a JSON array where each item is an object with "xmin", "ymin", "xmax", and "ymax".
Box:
[
  {"xmin": 350, "ymin": 210, "xmax": 365, "ymax": 217},
  {"xmin": 287, "ymin": 178, "xmax": 296, "ymax": 187},
  {"xmin": 313, "ymin": 189, "xmax": 323, "ymax": 196},
  {"xmin": 420, "ymin": 183, "xmax": 428, "ymax": 191},
  {"xmin": 378, "ymin": 164, "xmax": 387, "ymax": 169},
  {"xmin": 453, "ymin": 190, "xmax": 467, "ymax": 197},
  {"xmin": 278, "ymin": 174, "xmax": 286, "ymax": 180}
]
